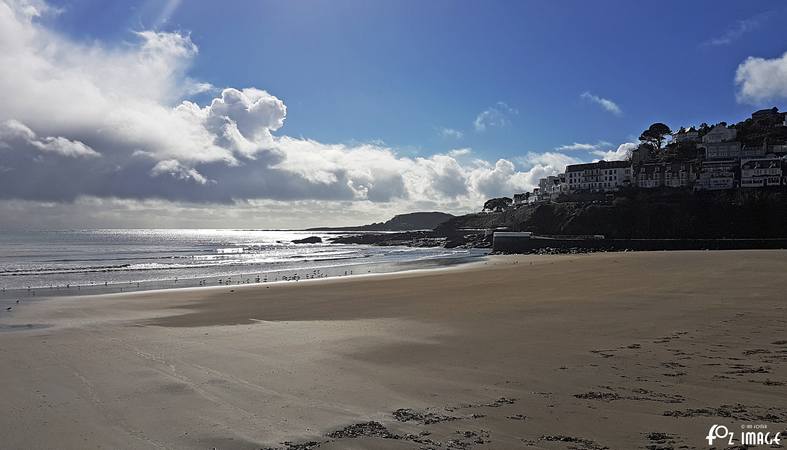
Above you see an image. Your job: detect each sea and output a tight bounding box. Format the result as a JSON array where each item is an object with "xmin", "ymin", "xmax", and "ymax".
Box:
[{"xmin": 0, "ymin": 229, "xmax": 486, "ymax": 304}]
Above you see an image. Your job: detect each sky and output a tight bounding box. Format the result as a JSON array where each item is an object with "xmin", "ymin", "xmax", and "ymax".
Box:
[{"xmin": 1, "ymin": 0, "xmax": 786, "ymax": 229}]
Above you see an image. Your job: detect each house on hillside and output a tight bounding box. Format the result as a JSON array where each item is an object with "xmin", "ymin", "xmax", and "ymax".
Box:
[
  {"xmin": 695, "ymin": 159, "xmax": 737, "ymax": 190},
  {"xmin": 513, "ymin": 192, "xmax": 529, "ymax": 206},
  {"xmin": 740, "ymin": 156, "xmax": 783, "ymax": 188},
  {"xmin": 536, "ymin": 175, "xmax": 564, "ymax": 200},
  {"xmin": 752, "ymin": 107, "xmax": 781, "ymax": 122},
  {"xmin": 565, "ymin": 160, "xmax": 632, "ymax": 192},
  {"xmin": 673, "ymin": 127, "xmax": 701, "ymax": 143},
  {"xmin": 769, "ymin": 144, "xmax": 787, "ymax": 154},
  {"xmin": 741, "ymin": 143, "xmax": 767, "ymax": 159},
  {"xmin": 702, "ymin": 124, "xmax": 737, "ymax": 144}
]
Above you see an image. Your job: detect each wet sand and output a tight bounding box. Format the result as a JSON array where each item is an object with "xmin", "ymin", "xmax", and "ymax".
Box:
[{"xmin": 1, "ymin": 250, "xmax": 786, "ymax": 449}]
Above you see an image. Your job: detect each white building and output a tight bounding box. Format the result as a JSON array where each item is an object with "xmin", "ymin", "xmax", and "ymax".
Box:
[
  {"xmin": 740, "ymin": 156, "xmax": 783, "ymax": 188},
  {"xmin": 702, "ymin": 125, "xmax": 737, "ymax": 144},
  {"xmin": 695, "ymin": 159, "xmax": 737, "ymax": 190},
  {"xmin": 565, "ymin": 161, "xmax": 633, "ymax": 192}
]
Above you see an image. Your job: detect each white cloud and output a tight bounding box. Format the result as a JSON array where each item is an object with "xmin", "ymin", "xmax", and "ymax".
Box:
[
  {"xmin": 590, "ymin": 142, "xmax": 637, "ymax": 161},
  {"xmin": 518, "ymin": 151, "xmax": 582, "ymax": 169},
  {"xmin": 735, "ymin": 51, "xmax": 787, "ymax": 104},
  {"xmin": 439, "ymin": 127, "xmax": 463, "ymax": 139},
  {"xmin": 0, "ymin": 120, "xmax": 99, "ymax": 158},
  {"xmin": 508, "ymin": 151, "xmax": 582, "ymax": 192},
  {"xmin": 555, "ymin": 141, "xmax": 612, "ymax": 152},
  {"xmin": 447, "ymin": 148, "xmax": 471, "ymax": 157},
  {"xmin": 473, "ymin": 102, "xmax": 518, "ymax": 131},
  {"xmin": 0, "ymin": 0, "xmax": 548, "ymax": 225},
  {"xmin": 151, "ymin": 159, "xmax": 209, "ymax": 184},
  {"xmin": 580, "ymin": 91, "xmax": 622, "ymax": 116},
  {"xmin": 701, "ymin": 11, "xmax": 772, "ymax": 47}
]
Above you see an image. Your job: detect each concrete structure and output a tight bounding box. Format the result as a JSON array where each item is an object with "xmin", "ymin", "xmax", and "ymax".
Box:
[
  {"xmin": 565, "ymin": 160, "xmax": 632, "ymax": 192},
  {"xmin": 740, "ymin": 156, "xmax": 783, "ymax": 188},
  {"xmin": 696, "ymin": 159, "xmax": 737, "ymax": 190},
  {"xmin": 702, "ymin": 125, "xmax": 737, "ymax": 144}
]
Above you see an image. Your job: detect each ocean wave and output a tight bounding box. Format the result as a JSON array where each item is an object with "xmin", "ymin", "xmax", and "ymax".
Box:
[{"xmin": 0, "ymin": 253, "xmax": 369, "ymax": 276}]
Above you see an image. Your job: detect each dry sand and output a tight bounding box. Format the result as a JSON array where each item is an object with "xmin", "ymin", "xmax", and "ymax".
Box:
[{"xmin": 1, "ymin": 250, "xmax": 786, "ymax": 449}]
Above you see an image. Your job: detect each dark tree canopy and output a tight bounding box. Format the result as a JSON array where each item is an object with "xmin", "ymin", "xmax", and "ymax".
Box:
[
  {"xmin": 639, "ymin": 123, "xmax": 672, "ymax": 151},
  {"xmin": 483, "ymin": 197, "xmax": 513, "ymax": 212}
]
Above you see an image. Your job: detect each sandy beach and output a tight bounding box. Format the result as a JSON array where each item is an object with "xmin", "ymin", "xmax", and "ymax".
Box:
[{"xmin": 1, "ymin": 250, "xmax": 786, "ymax": 449}]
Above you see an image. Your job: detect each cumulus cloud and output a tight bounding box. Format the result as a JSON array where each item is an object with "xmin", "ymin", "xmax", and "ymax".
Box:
[
  {"xmin": 509, "ymin": 151, "xmax": 582, "ymax": 192},
  {"xmin": 0, "ymin": 0, "xmax": 552, "ymax": 226},
  {"xmin": 473, "ymin": 102, "xmax": 518, "ymax": 131},
  {"xmin": 580, "ymin": 92, "xmax": 622, "ymax": 116},
  {"xmin": 735, "ymin": 51, "xmax": 787, "ymax": 104},
  {"xmin": 0, "ymin": 120, "xmax": 100, "ymax": 158},
  {"xmin": 590, "ymin": 142, "xmax": 637, "ymax": 161}
]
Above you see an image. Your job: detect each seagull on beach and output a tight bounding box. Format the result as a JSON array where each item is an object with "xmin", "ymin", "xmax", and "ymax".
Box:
[{"xmin": 5, "ymin": 306, "xmax": 12, "ymax": 311}]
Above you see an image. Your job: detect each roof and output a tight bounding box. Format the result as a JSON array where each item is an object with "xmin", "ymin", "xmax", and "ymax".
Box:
[
  {"xmin": 752, "ymin": 107, "xmax": 780, "ymax": 117},
  {"xmin": 565, "ymin": 160, "xmax": 631, "ymax": 172}
]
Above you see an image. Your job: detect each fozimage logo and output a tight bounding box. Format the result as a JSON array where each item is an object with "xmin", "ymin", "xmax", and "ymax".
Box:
[{"xmin": 706, "ymin": 424, "xmax": 781, "ymax": 446}]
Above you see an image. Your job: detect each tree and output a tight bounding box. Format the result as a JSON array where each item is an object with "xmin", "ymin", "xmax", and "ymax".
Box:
[
  {"xmin": 639, "ymin": 123, "xmax": 672, "ymax": 152},
  {"xmin": 483, "ymin": 197, "xmax": 513, "ymax": 212}
]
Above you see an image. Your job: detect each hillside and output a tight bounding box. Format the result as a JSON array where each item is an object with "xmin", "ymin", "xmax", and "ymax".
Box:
[
  {"xmin": 308, "ymin": 211, "xmax": 455, "ymax": 232},
  {"xmin": 437, "ymin": 189, "xmax": 787, "ymax": 239}
]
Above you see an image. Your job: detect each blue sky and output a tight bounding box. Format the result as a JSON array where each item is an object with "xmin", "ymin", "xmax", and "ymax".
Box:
[
  {"xmin": 1, "ymin": 0, "xmax": 786, "ymax": 228},
  {"xmin": 45, "ymin": 0, "xmax": 786, "ymax": 160}
]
